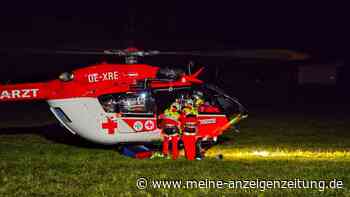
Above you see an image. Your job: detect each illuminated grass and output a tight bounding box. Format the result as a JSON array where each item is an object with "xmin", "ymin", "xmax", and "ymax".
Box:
[
  {"xmin": 1, "ymin": 111, "xmax": 350, "ymax": 196},
  {"xmin": 206, "ymin": 147, "xmax": 350, "ymax": 161}
]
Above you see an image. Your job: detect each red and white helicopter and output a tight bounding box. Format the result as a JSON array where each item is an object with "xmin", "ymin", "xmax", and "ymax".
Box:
[{"xmin": 0, "ymin": 47, "xmax": 307, "ymax": 145}]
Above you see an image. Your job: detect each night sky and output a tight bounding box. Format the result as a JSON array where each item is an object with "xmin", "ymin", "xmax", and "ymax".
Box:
[
  {"xmin": 0, "ymin": 2, "xmax": 346, "ymax": 108},
  {"xmin": 0, "ymin": 2, "xmax": 345, "ymax": 53}
]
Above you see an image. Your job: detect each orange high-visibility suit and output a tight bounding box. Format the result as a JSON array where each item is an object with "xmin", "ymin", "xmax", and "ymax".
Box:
[
  {"xmin": 161, "ymin": 104, "xmax": 180, "ymax": 160},
  {"xmin": 180, "ymin": 106, "xmax": 199, "ymax": 160}
]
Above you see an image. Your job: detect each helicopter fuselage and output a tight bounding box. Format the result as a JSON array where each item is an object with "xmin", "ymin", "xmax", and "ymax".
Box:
[{"xmin": 0, "ymin": 63, "xmax": 241, "ymax": 145}]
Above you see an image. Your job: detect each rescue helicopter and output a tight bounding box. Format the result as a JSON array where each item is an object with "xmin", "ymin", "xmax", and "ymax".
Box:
[{"xmin": 0, "ymin": 47, "xmax": 308, "ymax": 145}]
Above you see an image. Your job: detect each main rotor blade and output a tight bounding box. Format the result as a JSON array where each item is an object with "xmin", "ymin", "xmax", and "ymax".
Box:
[
  {"xmin": 19, "ymin": 49, "xmax": 157, "ymax": 56},
  {"xmin": 50, "ymin": 50, "xmax": 108, "ymax": 55},
  {"xmin": 158, "ymin": 49, "xmax": 309, "ymax": 61},
  {"xmin": 1, "ymin": 47, "xmax": 309, "ymax": 61},
  {"xmin": 0, "ymin": 48, "xmax": 110, "ymax": 55},
  {"xmin": 37, "ymin": 49, "xmax": 124, "ymax": 55}
]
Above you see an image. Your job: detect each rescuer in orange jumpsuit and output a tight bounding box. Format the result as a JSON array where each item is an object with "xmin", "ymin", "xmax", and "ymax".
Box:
[
  {"xmin": 180, "ymin": 99, "xmax": 199, "ymax": 160},
  {"xmin": 161, "ymin": 102, "xmax": 181, "ymax": 160}
]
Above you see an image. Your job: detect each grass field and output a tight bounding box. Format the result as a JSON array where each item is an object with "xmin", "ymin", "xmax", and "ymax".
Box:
[{"xmin": 1, "ymin": 106, "xmax": 350, "ymax": 196}]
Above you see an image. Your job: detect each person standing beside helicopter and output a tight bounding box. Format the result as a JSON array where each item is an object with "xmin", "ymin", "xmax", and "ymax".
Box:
[
  {"xmin": 161, "ymin": 101, "xmax": 181, "ymax": 160},
  {"xmin": 180, "ymin": 98, "xmax": 200, "ymax": 160},
  {"xmin": 192, "ymin": 91, "xmax": 206, "ymax": 160}
]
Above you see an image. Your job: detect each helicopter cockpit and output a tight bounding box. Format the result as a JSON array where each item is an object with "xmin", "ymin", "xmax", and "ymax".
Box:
[{"xmin": 151, "ymin": 84, "xmax": 247, "ymax": 116}]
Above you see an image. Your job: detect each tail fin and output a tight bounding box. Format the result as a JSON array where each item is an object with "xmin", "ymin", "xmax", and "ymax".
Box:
[
  {"xmin": 192, "ymin": 67, "xmax": 204, "ymax": 78},
  {"xmin": 183, "ymin": 67, "xmax": 204, "ymax": 84}
]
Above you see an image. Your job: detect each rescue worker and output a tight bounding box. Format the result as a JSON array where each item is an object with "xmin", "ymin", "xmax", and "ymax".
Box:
[
  {"xmin": 161, "ymin": 102, "xmax": 181, "ymax": 160},
  {"xmin": 192, "ymin": 91, "xmax": 206, "ymax": 160},
  {"xmin": 180, "ymin": 99, "xmax": 199, "ymax": 160},
  {"xmin": 193, "ymin": 91, "xmax": 220, "ymax": 113},
  {"xmin": 192, "ymin": 91, "xmax": 222, "ymax": 159},
  {"xmin": 193, "ymin": 91, "xmax": 205, "ymax": 109}
]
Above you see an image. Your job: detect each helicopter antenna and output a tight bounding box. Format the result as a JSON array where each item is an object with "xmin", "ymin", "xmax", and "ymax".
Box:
[{"xmin": 187, "ymin": 61, "xmax": 194, "ymax": 75}]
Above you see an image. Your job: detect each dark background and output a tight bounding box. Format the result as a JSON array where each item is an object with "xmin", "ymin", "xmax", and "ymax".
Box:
[{"xmin": 0, "ymin": 2, "xmax": 347, "ymax": 114}]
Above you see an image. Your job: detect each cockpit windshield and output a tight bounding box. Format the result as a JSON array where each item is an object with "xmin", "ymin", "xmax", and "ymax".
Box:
[{"xmin": 202, "ymin": 84, "xmax": 247, "ymax": 116}]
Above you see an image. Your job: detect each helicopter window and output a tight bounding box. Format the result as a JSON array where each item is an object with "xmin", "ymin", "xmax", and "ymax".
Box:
[
  {"xmin": 152, "ymin": 86, "xmax": 224, "ymax": 114},
  {"xmin": 98, "ymin": 91, "xmax": 156, "ymax": 116},
  {"xmin": 156, "ymin": 67, "xmax": 184, "ymax": 80},
  {"xmin": 52, "ymin": 107, "xmax": 72, "ymax": 123},
  {"xmin": 152, "ymin": 88, "xmax": 192, "ymax": 114},
  {"xmin": 191, "ymin": 87, "xmax": 224, "ymax": 114},
  {"xmin": 99, "ymin": 95, "xmax": 118, "ymax": 113},
  {"xmin": 201, "ymin": 84, "xmax": 246, "ymax": 116}
]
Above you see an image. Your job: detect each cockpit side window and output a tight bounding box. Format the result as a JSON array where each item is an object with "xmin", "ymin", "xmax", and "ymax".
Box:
[
  {"xmin": 98, "ymin": 91, "xmax": 156, "ymax": 116},
  {"xmin": 152, "ymin": 88, "xmax": 192, "ymax": 114},
  {"xmin": 152, "ymin": 86, "xmax": 224, "ymax": 115}
]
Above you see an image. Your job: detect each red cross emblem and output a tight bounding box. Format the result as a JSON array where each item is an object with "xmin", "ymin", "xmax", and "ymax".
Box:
[
  {"xmin": 102, "ymin": 117, "xmax": 118, "ymax": 135},
  {"xmin": 145, "ymin": 120, "xmax": 155, "ymax": 130}
]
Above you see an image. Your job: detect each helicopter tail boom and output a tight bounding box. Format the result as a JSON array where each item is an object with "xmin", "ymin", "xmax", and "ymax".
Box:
[{"xmin": 0, "ymin": 82, "xmax": 50, "ymax": 102}]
